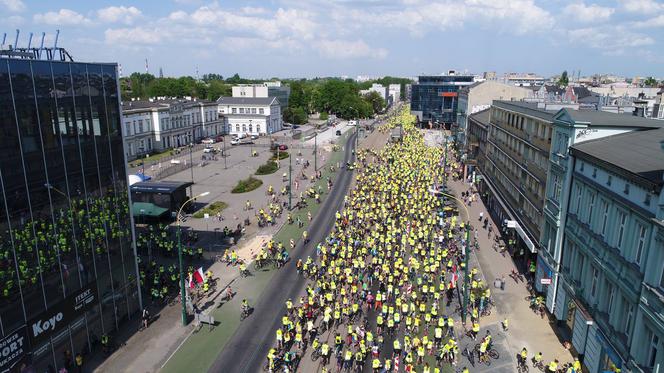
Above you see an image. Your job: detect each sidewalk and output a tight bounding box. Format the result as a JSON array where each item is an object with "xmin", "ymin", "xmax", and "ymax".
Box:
[{"xmin": 447, "ymin": 176, "xmax": 573, "ymax": 366}]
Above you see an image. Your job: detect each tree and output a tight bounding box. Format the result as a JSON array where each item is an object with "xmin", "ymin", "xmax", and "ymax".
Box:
[
  {"xmin": 363, "ymin": 91, "xmax": 385, "ymax": 113},
  {"xmin": 283, "ymin": 107, "xmax": 308, "ymax": 124},
  {"xmin": 558, "ymin": 71, "xmax": 569, "ymax": 87},
  {"xmin": 319, "ymin": 112, "xmax": 329, "ymax": 121},
  {"xmin": 202, "ymin": 73, "xmax": 224, "ymax": 83},
  {"xmin": 643, "ymin": 77, "xmax": 658, "ymax": 87},
  {"xmin": 207, "ymin": 80, "xmax": 231, "ymax": 100}
]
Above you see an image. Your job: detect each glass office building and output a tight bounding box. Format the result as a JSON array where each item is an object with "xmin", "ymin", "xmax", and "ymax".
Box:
[
  {"xmin": 0, "ymin": 57, "xmax": 139, "ymax": 371},
  {"xmin": 410, "ymin": 75, "xmax": 474, "ymax": 127}
]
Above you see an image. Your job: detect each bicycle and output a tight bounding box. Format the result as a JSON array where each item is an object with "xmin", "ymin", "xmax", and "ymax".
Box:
[
  {"xmin": 517, "ymin": 360, "xmax": 530, "ymax": 373},
  {"xmin": 311, "ymin": 347, "xmax": 321, "ymax": 361}
]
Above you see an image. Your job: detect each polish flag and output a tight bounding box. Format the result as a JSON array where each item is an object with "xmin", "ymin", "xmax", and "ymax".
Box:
[
  {"xmin": 193, "ymin": 267, "xmax": 205, "ymax": 284},
  {"xmin": 394, "ymin": 355, "xmax": 399, "ymax": 372}
]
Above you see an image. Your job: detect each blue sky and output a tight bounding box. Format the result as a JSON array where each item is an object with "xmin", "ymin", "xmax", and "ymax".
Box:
[{"xmin": 2, "ymin": 0, "xmax": 664, "ymax": 78}]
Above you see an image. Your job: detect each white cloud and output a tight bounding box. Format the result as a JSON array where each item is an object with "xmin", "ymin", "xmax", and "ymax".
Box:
[
  {"xmin": 567, "ymin": 26, "xmax": 655, "ymax": 50},
  {"xmin": 33, "ymin": 9, "xmax": 92, "ymax": 25},
  {"xmin": 562, "ymin": 3, "xmax": 614, "ymax": 22},
  {"xmin": 634, "ymin": 14, "xmax": 664, "ymax": 27},
  {"xmin": 1, "ymin": 15, "xmax": 24, "ymax": 25},
  {"xmin": 619, "ymin": 0, "xmax": 664, "ymax": 13},
  {"xmin": 105, "ymin": 27, "xmax": 164, "ymax": 45},
  {"xmin": 97, "ymin": 6, "xmax": 142, "ymax": 24},
  {"xmin": 1, "ymin": 0, "xmax": 25, "ymax": 12},
  {"xmin": 329, "ymin": 0, "xmax": 553, "ymax": 37},
  {"xmin": 317, "ymin": 39, "xmax": 387, "ymax": 59}
]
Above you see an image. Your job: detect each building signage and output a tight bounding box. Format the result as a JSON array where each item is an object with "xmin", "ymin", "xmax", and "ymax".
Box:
[
  {"xmin": 439, "ymin": 92, "xmax": 458, "ymax": 97},
  {"xmin": 28, "ymin": 282, "xmax": 98, "ymax": 346},
  {"xmin": 0, "ymin": 326, "xmax": 27, "ymax": 372},
  {"xmin": 540, "ymin": 278, "xmax": 552, "ymax": 285}
]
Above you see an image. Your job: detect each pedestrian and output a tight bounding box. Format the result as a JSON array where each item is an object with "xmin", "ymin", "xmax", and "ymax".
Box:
[
  {"xmin": 75, "ymin": 352, "xmax": 83, "ymax": 373},
  {"xmin": 141, "ymin": 308, "xmax": 150, "ymax": 330}
]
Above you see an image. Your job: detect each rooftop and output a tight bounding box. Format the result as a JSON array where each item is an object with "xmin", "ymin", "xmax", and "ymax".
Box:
[
  {"xmin": 571, "ymin": 127, "xmax": 664, "ymax": 187},
  {"xmin": 563, "ymin": 109, "xmax": 662, "ymax": 128},
  {"xmin": 217, "ymin": 96, "xmax": 278, "ymax": 106},
  {"xmin": 493, "ymin": 100, "xmax": 557, "ymax": 121},
  {"xmin": 469, "ymin": 108, "xmax": 491, "ymax": 127}
]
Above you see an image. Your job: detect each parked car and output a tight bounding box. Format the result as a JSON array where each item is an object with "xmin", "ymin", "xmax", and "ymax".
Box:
[
  {"xmin": 201, "ymin": 138, "xmax": 214, "ymax": 144},
  {"xmin": 237, "ymin": 133, "xmax": 248, "ymax": 139},
  {"xmin": 203, "ymin": 146, "xmax": 214, "ymax": 153},
  {"xmin": 230, "ymin": 139, "xmax": 240, "ymax": 145},
  {"xmin": 251, "ymin": 134, "xmax": 259, "ymax": 140},
  {"xmin": 215, "ymin": 135, "xmax": 224, "ymax": 142},
  {"xmin": 335, "ymin": 130, "xmax": 342, "ymax": 136},
  {"xmin": 279, "ymin": 144, "xmax": 288, "ymax": 151}
]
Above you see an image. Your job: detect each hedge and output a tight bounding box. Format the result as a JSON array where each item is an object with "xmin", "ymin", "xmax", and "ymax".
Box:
[
  {"xmin": 231, "ymin": 177, "xmax": 263, "ymax": 193},
  {"xmin": 192, "ymin": 201, "xmax": 228, "ymax": 219},
  {"xmin": 255, "ymin": 161, "xmax": 279, "ymax": 175},
  {"xmin": 270, "ymin": 151, "xmax": 289, "ymax": 161}
]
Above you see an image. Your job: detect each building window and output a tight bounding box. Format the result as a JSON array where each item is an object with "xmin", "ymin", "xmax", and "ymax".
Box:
[
  {"xmin": 249, "ymin": 124, "xmax": 253, "ymax": 133},
  {"xmin": 659, "ymin": 266, "xmax": 664, "ymax": 289},
  {"xmin": 256, "ymin": 124, "xmax": 260, "ymax": 133},
  {"xmin": 644, "ymin": 193, "xmax": 651, "ymax": 206},
  {"xmin": 232, "ymin": 108, "xmax": 237, "ymax": 114},
  {"xmin": 575, "ymin": 185, "xmax": 582, "ymax": 215},
  {"xmin": 242, "ymin": 124, "xmax": 247, "ymax": 132},
  {"xmin": 580, "ymin": 162, "xmax": 584, "ymax": 172},
  {"xmin": 235, "ymin": 124, "xmax": 240, "ymax": 132},
  {"xmin": 636, "ymin": 224, "xmax": 646, "ymax": 266},
  {"xmin": 592, "ymin": 168, "xmax": 597, "ymax": 178},
  {"xmin": 587, "ymin": 192, "xmax": 595, "ymax": 225},
  {"xmin": 259, "ymin": 108, "xmax": 264, "ymax": 114},
  {"xmin": 601, "ymin": 201, "xmax": 609, "ymax": 236},
  {"xmin": 624, "ymin": 183, "xmax": 630, "ymax": 195},
  {"xmin": 625, "ymin": 303, "xmax": 634, "ymax": 334},
  {"xmin": 617, "ymin": 212, "xmax": 627, "ymax": 250},
  {"xmin": 607, "ymin": 285, "xmax": 615, "ymax": 314},
  {"xmin": 251, "ymin": 108, "xmax": 257, "ymax": 114},
  {"xmin": 239, "ymin": 108, "xmax": 245, "ymax": 114},
  {"xmin": 647, "ymin": 331, "xmax": 659, "ymax": 368},
  {"xmin": 607, "ymin": 175, "xmax": 612, "ymax": 186},
  {"xmin": 591, "ymin": 266, "xmax": 599, "ymax": 299}
]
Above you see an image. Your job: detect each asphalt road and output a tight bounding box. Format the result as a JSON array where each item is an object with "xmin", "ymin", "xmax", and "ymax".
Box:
[{"xmin": 208, "ymin": 131, "xmax": 358, "ymax": 373}]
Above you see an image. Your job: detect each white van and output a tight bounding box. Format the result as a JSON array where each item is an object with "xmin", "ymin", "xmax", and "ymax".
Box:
[{"xmin": 348, "ymin": 120, "xmax": 357, "ymax": 126}]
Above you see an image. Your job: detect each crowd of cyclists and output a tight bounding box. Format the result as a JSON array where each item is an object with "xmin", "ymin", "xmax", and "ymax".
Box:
[{"xmin": 259, "ymin": 108, "xmax": 578, "ymax": 373}]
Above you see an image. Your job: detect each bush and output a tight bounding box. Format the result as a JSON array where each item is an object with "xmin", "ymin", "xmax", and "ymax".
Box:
[
  {"xmin": 192, "ymin": 201, "xmax": 228, "ymax": 218},
  {"xmin": 231, "ymin": 177, "xmax": 263, "ymax": 193},
  {"xmin": 270, "ymin": 151, "xmax": 289, "ymax": 161},
  {"xmin": 320, "ymin": 111, "xmax": 329, "ymax": 121},
  {"xmin": 256, "ymin": 161, "xmax": 279, "ymax": 175}
]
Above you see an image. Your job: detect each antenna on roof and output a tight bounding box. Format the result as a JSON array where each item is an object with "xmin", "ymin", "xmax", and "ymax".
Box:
[
  {"xmin": 54, "ymin": 29, "xmax": 60, "ymax": 49},
  {"xmin": 14, "ymin": 29, "xmax": 19, "ymax": 48},
  {"xmin": 37, "ymin": 32, "xmax": 45, "ymax": 59},
  {"xmin": 27, "ymin": 32, "xmax": 33, "ymax": 49},
  {"xmin": 2, "ymin": 33, "xmax": 6, "ymax": 46}
]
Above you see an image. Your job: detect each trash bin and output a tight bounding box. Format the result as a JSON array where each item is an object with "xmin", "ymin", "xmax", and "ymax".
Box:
[{"xmin": 494, "ymin": 279, "xmax": 503, "ymax": 289}]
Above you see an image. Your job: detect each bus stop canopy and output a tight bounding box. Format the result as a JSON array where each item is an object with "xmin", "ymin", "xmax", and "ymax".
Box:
[{"xmin": 132, "ymin": 202, "xmax": 169, "ymax": 218}]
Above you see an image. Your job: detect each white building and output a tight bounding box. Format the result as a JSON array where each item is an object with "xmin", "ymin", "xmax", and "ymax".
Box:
[
  {"xmin": 388, "ymin": 84, "xmax": 401, "ymax": 103},
  {"xmin": 217, "ymin": 96, "xmax": 282, "ymax": 136},
  {"xmin": 122, "ymin": 99, "xmax": 223, "ymax": 160}
]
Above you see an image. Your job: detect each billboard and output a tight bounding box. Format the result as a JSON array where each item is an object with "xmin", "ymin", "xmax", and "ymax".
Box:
[
  {"xmin": 28, "ymin": 282, "xmax": 98, "ymax": 346},
  {"xmin": 0, "ymin": 326, "xmax": 28, "ymax": 373}
]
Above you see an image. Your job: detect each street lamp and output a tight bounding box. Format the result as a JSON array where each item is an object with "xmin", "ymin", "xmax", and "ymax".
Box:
[
  {"xmin": 429, "ymin": 188, "xmax": 472, "ymax": 324},
  {"xmin": 176, "ymin": 191, "xmax": 210, "ymax": 326},
  {"xmin": 188, "ymin": 144, "xmax": 194, "ymax": 197}
]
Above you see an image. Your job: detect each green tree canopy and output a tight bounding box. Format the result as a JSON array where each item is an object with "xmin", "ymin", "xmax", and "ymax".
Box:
[{"xmin": 558, "ymin": 71, "xmax": 569, "ymax": 87}]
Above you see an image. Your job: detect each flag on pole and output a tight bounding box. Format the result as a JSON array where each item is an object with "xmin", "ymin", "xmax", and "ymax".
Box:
[{"xmin": 193, "ymin": 267, "xmax": 205, "ymax": 284}]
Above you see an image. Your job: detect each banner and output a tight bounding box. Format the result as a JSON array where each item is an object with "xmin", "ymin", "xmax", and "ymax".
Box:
[
  {"xmin": 0, "ymin": 326, "xmax": 28, "ymax": 373},
  {"xmin": 28, "ymin": 282, "xmax": 98, "ymax": 346}
]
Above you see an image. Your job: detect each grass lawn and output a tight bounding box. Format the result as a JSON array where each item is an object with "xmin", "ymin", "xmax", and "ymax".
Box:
[
  {"xmin": 128, "ymin": 148, "xmax": 179, "ymax": 168},
  {"xmin": 192, "ymin": 201, "xmax": 228, "ymax": 219}
]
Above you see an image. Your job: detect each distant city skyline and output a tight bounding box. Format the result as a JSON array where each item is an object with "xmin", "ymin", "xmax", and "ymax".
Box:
[{"xmin": 2, "ymin": 0, "xmax": 664, "ymax": 78}]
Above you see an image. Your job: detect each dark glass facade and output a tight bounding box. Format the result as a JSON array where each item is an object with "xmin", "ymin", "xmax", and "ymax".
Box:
[
  {"xmin": 0, "ymin": 58, "xmax": 139, "ymax": 371},
  {"xmin": 411, "ymin": 75, "xmax": 474, "ymax": 125}
]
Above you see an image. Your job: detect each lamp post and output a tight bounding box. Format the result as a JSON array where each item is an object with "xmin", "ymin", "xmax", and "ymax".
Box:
[
  {"xmin": 314, "ymin": 131, "xmax": 317, "ymax": 171},
  {"xmin": 188, "ymin": 144, "xmax": 194, "ymax": 197},
  {"xmin": 288, "ymin": 142, "xmax": 292, "ymax": 210},
  {"xmin": 223, "ymin": 133, "xmax": 227, "ymax": 169},
  {"xmin": 430, "ymin": 188, "xmax": 472, "ymax": 324},
  {"xmin": 176, "ymin": 191, "xmax": 209, "ymax": 326}
]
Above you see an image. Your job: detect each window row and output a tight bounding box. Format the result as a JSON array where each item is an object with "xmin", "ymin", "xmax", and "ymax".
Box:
[{"xmin": 231, "ymin": 107, "xmax": 265, "ymax": 115}]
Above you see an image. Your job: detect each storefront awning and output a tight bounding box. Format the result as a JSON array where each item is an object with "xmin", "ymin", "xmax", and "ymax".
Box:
[{"xmin": 132, "ymin": 202, "xmax": 169, "ymax": 218}]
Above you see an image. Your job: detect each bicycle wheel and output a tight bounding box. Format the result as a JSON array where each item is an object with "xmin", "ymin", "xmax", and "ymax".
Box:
[
  {"xmin": 482, "ymin": 356, "xmax": 491, "ymax": 366},
  {"xmin": 311, "ymin": 349, "xmax": 320, "ymax": 362},
  {"xmin": 489, "ymin": 349, "xmax": 499, "ymax": 359}
]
